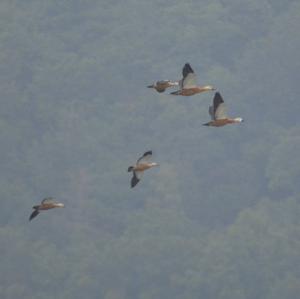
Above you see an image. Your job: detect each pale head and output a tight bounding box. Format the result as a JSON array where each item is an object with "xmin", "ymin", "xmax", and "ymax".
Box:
[
  {"xmin": 55, "ymin": 203, "xmax": 65, "ymax": 208},
  {"xmin": 234, "ymin": 117, "xmax": 244, "ymax": 123},
  {"xmin": 203, "ymin": 85, "xmax": 216, "ymax": 91},
  {"xmin": 149, "ymin": 162, "xmax": 159, "ymax": 167}
]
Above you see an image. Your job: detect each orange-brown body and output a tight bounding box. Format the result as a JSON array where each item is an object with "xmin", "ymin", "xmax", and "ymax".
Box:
[
  {"xmin": 175, "ymin": 87, "xmax": 212, "ymax": 96},
  {"xmin": 35, "ymin": 203, "xmax": 63, "ymax": 211},
  {"xmin": 29, "ymin": 198, "xmax": 64, "ymax": 221},
  {"xmin": 204, "ymin": 119, "xmax": 238, "ymax": 127},
  {"xmin": 133, "ymin": 163, "xmax": 157, "ymax": 172},
  {"xmin": 171, "ymin": 85, "xmax": 215, "ymax": 96}
]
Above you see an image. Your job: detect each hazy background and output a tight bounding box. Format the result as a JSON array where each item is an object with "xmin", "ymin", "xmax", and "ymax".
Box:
[{"xmin": 1, "ymin": 0, "xmax": 300, "ymax": 298}]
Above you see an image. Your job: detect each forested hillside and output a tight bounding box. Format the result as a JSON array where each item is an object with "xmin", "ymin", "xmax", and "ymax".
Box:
[{"xmin": 0, "ymin": 1, "xmax": 300, "ymax": 298}]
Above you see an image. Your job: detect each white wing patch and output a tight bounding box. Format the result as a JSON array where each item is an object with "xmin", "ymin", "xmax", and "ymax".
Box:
[
  {"xmin": 135, "ymin": 171, "xmax": 143, "ymax": 180},
  {"xmin": 137, "ymin": 151, "xmax": 152, "ymax": 164},
  {"xmin": 182, "ymin": 73, "xmax": 197, "ymax": 88},
  {"xmin": 215, "ymin": 103, "xmax": 228, "ymax": 120},
  {"xmin": 41, "ymin": 197, "xmax": 55, "ymax": 204},
  {"xmin": 209, "ymin": 106, "xmax": 215, "ymax": 120}
]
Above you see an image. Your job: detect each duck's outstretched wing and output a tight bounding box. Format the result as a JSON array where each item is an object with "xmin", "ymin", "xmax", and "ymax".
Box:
[
  {"xmin": 209, "ymin": 106, "xmax": 215, "ymax": 120},
  {"xmin": 137, "ymin": 150, "xmax": 152, "ymax": 164},
  {"xmin": 29, "ymin": 209, "xmax": 39, "ymax": 221},
  {"xmin": 215, "ymin": 103, "xmax": 227, "ymax": 120},
  {"xmin": 182, "ymin": 73, "xmax": 197, "ymax": 88},
  {"xmin": 181, "ymin": 64, "xmax": 197, "ymax": 89},
  {"xmin": 182, "ymin": 63, "xmax": 194, "ymax": 77},
  {"xmin": 131, "ymin": 171, "xmax": 141, "ymax": 188},
  {"xmin": 213, "ymin": 92, "xmax": 228, "ymax": 119},
  {"xmin": 41, "ymin": 197, "xmax": 55, "ymax": 204}
]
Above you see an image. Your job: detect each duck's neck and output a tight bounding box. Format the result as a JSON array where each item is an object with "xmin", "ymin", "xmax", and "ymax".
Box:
[
  {"xmin": 233, "ymin": 117, "xmax": 243, "ymax": 123},
  {"xmin": 203, "ymin": 85, "xmax": 214, "ymax": 91},
  {"xmin": 150, "ymin": 162, "xmax": 159, "ymax": 167}
]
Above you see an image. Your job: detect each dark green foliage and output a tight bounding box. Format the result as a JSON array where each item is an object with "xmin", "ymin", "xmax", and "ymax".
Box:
[{"xmin": 0, "ymin": 1, "xmax": 300, "ymax": 298}]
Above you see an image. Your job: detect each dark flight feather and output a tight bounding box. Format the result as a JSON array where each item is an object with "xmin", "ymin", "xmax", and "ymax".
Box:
[
  {"xmin": 213, "ymin": 92, "xmax": 224, "ymax": 115},
  {"xmin": 137, "ymin": 150, "xmax": 152, "ymax": 164},
  {"xmin": 182, "ymin": 63, "xmax": 194, "ymax": 78},
  {"xmin": 29, "ymin": 209, "xmax": 39, "ymax": 221},
  {"xmin": 131, "ymin": 172, "xmax": 140, "ymax": 188}
]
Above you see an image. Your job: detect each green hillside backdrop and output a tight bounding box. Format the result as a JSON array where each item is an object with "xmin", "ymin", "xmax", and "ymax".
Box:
[{"xmin": 0, "ymin": 1, "xmax": 300, "ymax": 298}]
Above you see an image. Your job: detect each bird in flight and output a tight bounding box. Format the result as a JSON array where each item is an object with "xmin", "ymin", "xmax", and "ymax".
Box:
[
  {"xmin": 29, "ymin": 197, "xmax": 65, "ymax": 221},
  {"xmin": 203, "ymin": 92, "xmax": 244, "ymax": 127},
  {"xmin": 147, "ymin": 80, "xmax": 179, "ymax": 93},
  {"xmin": 128, "ymin": 151, "xmax": 159, "ymax": 188},
  {"xmin": 171, "ymin": 63, "xmax": 215, "ymax": 96}
]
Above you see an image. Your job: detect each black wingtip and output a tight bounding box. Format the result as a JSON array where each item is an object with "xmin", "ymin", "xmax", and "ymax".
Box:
[
  {"xmin": 29, "ymin": 209, "xmax": 39, "ymax": 221},
  {"xmin": 203, "ymin": 122, "xmax": 210, "ymax": 126},
  {"xmin": 182, "ymin": 63, "xmax": 194, "ymax": 77},
  {"xmin": 214, "ymin": 92, "xmax": 224, "ymax": 102},
  {"xmin": 131, "ymin": 174, "xmax": 140, "ymax": 188},
  {"xmin": 143, "ymin": 150, "xmax": 152, "ymax": 157}
]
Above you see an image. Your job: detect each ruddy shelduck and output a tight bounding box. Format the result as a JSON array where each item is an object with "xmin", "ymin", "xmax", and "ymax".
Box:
[
  {"xmin": 29, "ymin": 197, "xmax": 65, "ymax": 221},
  {"xmin": 203, "ymin": 92, "xmax": 244, "ymax": 127},
  {"xmin": 128, "ymin": 150, "xmax": 159, "ymax": 188},
  {"xmin": 147, "ymin": 80, "xmax": 179, "ymax": 93},
  {"xmin": 171, "ymin": 63, "xmax": 215, "ymax": 96}
]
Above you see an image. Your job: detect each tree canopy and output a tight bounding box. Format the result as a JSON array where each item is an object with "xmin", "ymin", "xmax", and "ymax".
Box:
[{"xmin": 0, "ymin": 1, "xmax": 300, "ymax": 298}]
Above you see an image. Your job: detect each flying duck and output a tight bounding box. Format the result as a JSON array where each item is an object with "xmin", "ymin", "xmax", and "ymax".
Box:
[
  {"xmin": 29, "ymin": 197, "xmax": 65, "ymax": 221},
  {"xmin": 171, "ymin": 63, "xmax": 215, "ymax": 96},
  {"xmin": 147, "ymin": 80, "xmax": 179, "ymax": 93},
  {"xmin": 128, "ymin": 150, "xmax": 159, "ymax": 188},
  {"xmin": 203, "ymin": 92, "xmax": 244, "ymax": 127}
]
